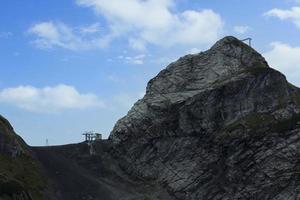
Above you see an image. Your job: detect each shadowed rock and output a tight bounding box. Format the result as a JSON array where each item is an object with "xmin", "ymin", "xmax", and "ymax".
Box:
[{"xmin": 0, "ymin": 115, "xmax": 46, "ymax": 200}]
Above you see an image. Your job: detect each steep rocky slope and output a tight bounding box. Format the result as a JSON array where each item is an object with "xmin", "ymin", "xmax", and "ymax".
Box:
[
  {"xmin": 109, "ymin": 36, "xmax": 300, "ymax": 199},
  {"xmin": 0, "ymin": 115, "xmax": 46, "ymax": 200}
]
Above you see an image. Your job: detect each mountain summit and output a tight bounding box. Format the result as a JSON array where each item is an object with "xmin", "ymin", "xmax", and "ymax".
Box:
[
  {"xmin": 110, "ymin": 36, "xmax": 296, "ymax": 143},
  {"xmin": 145, "ymin": 36, "xmax": 268, "ymax": 95}
]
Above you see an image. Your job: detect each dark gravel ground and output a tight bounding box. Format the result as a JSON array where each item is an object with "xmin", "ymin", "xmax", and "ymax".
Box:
[{"xmin": 32, "ymin": 141, "xmax": 172, "ymax": 200}]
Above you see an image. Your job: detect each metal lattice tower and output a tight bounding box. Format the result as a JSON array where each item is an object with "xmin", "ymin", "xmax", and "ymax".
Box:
[{"xmin": 82, "ymin": 131, "xmax": 102, "ymax": 142}]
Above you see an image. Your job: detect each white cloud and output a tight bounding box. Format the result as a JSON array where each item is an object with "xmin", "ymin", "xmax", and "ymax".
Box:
[
  {"xmin": 234, "ymin": 25, "xmax": 250, "ymax": 34},
  {"xmin": 118, "ymin": 54, "xmax": 147, "ymax": 65},
  {"xmin": 264, "ymin": 42, "xmax": 300, "ymax": 86},
  {"xmin": 129, "ymin": 38, "xmax": 147, "ymax": 51},
  {"xmin": 79, "ymin": 22, "xmax": 101, "ymax": 34},
  {"xmin": 76, "ymin": 0, "xmax": 224, "ymax": 49},
  {"xmin": 127, "ymin": 54, "xmax": 146, "ymax": 65},
  {"xmin": 264, "ymin": 7, "xmax": 300, "ymax": 28},
  {"xmin": 28, "ymin": 21, "xmax": 110, "ymax": 50},
  {"xmin": 0, "ymin": 84, "xmax": 105, "ymax": 113}
]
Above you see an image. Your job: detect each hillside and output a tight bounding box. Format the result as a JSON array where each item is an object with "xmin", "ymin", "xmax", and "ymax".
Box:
[{"xmin": 0, "ymin": 115, "xmax": 46, "ymax": 200}]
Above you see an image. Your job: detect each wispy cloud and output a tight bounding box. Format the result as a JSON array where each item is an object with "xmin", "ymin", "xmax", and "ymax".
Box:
[
  {"xmin": 79, "ymin": 22, "xmax": 101, "ymax": 34},
  {"xmin": 28, "ymin": 21, "xmax": 111, "ymax": 50},
  {"xmin": 264, "ymin": 7, "xmax": 300, "ymax": 28},
  {"xmin": 0, "ymin": 84, "xmax": 105, "ymax": 113},
  {"xmin": 118, "ymin": 54, "xmax": 147, "ymax": 65},
  {"xmin": 233, "ymin": 25, "xmax": 251, "ymax": 34},
  {"xmin": 76, "ymin": 0, "xmax": 224, "ymax": 50}
]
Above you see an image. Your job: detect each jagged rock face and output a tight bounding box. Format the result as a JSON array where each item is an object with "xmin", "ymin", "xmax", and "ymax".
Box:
[{"xmin": 110, "ymin": 36, "xmax": 300, "ymax": 199}]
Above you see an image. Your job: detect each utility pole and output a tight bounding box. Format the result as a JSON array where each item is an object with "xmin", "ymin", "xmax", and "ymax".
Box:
[{"xmin": 46, "ymin": 138, "xmax": 49, "ymax": 146}]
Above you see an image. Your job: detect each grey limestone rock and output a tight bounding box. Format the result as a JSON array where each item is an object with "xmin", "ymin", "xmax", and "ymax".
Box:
[{"xmin": 109, "ymin": 36, "xmax": 300, "ymax": 199}]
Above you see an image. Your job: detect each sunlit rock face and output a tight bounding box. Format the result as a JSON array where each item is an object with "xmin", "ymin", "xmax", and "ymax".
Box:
[{"xmin": 110, "ymin": 36, "xmax": 300, "ymax": 200}]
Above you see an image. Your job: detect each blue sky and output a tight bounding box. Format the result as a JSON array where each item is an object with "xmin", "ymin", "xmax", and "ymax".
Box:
[{"xmin": 1, "ymin": 0, "xmax": 300, "ymax": 146}]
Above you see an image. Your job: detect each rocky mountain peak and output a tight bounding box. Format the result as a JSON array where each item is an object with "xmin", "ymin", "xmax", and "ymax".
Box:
[
  {"xmin": 108, "ymin": 36, "xmax": 300, "ymax": 200},
  {"xmin": 209, "ymin": 36, "xmax": 268, "ymax": 69},
  {"xmin": 111, "ymin": 36, "xmax": 293, "ymax": 145},
  {"xmin": 145, "ymin": 36, "xmax": 269, "ymax": 96},
  {"xmin": 211, "ymin": 36, "xmax": 252, "ymax": 52}
]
